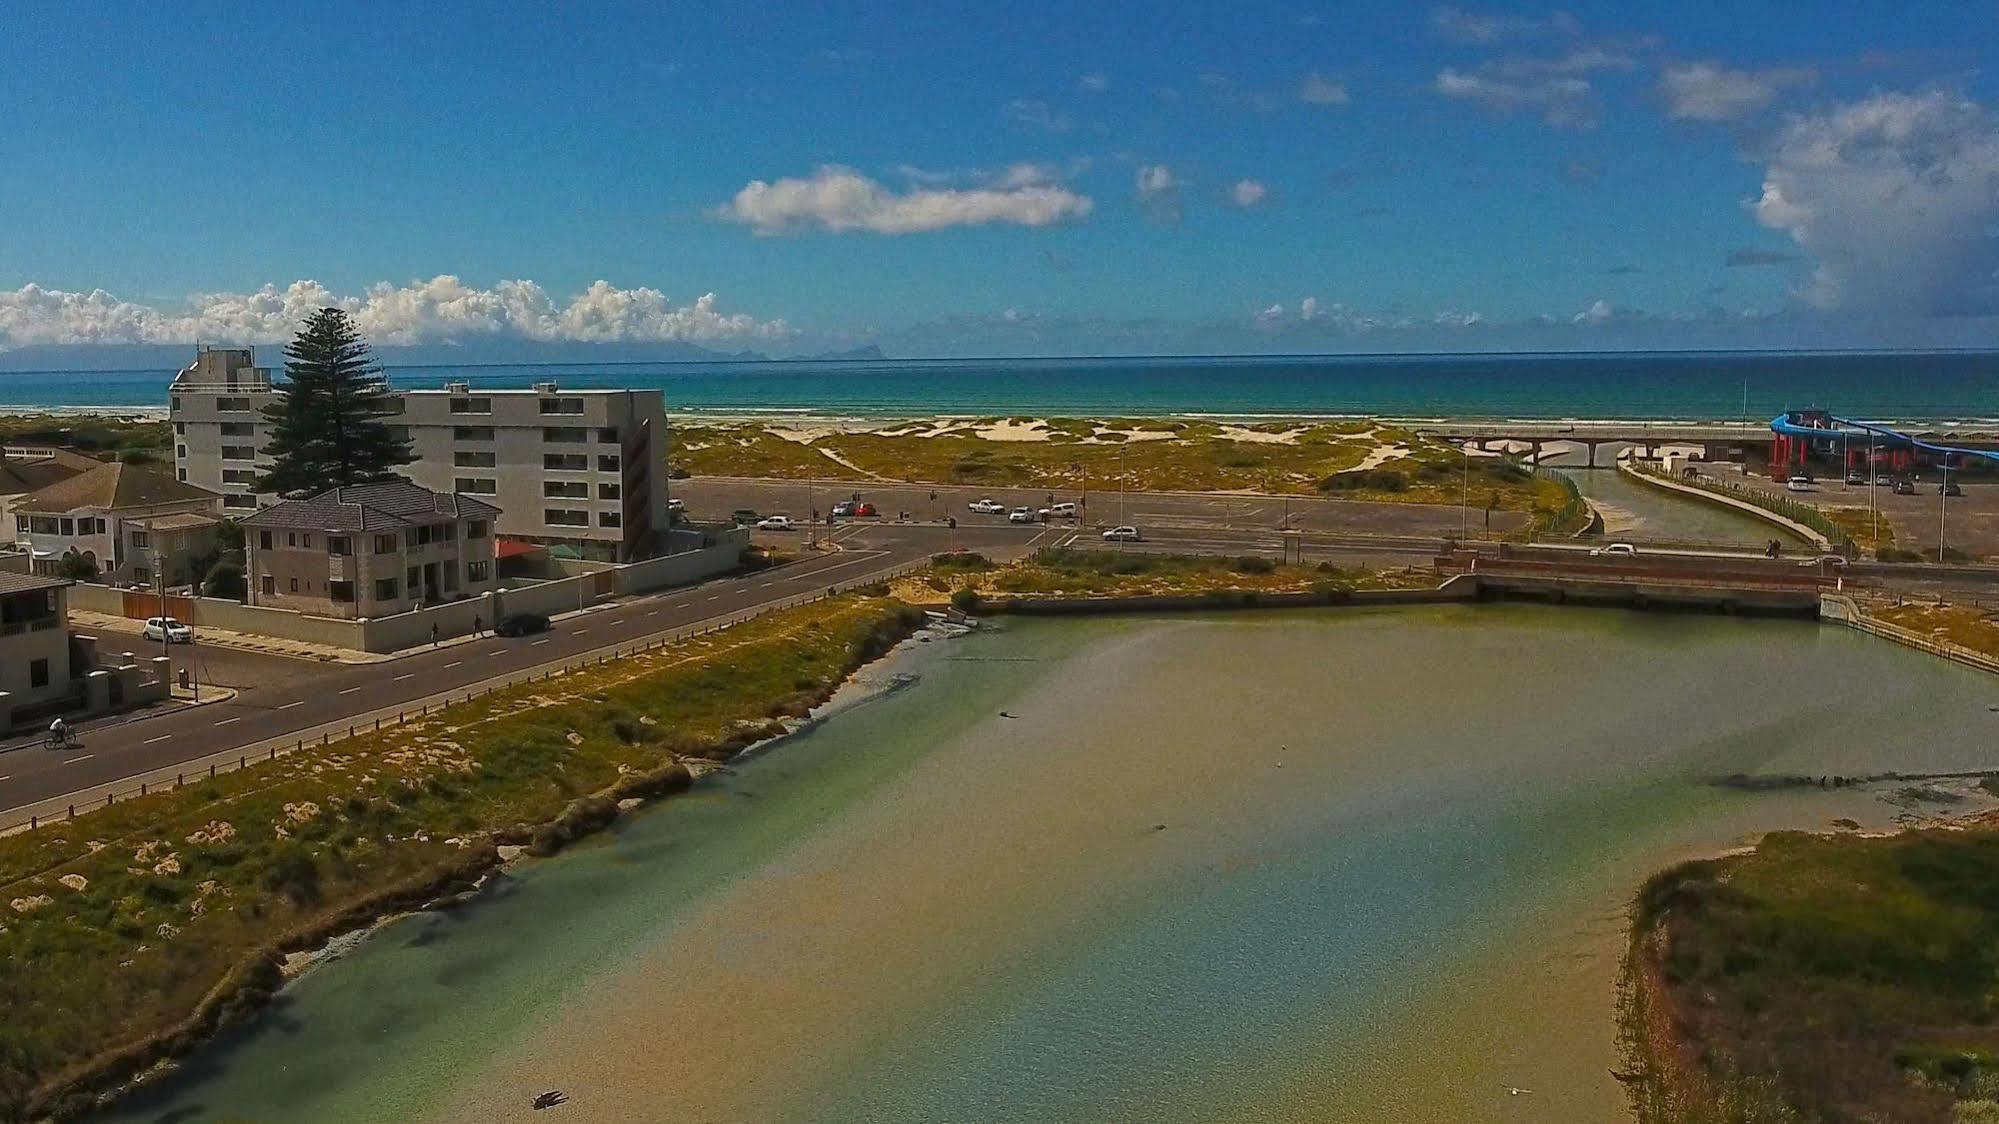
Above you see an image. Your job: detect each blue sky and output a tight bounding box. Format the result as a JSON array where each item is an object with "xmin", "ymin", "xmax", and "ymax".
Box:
[{"xmin": 1, "ymin": 1, "xmax": 1996, "ymax": 356}]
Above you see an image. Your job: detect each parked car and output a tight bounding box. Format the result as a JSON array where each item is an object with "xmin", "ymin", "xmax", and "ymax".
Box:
[
  {"xmin": 1942, "ymin": 481, "xmax": 1964, "ymax": 497},
  {"xmin": 1590, "ymin": 543, "xmax": 1638, "ymax": 557},
  {"xmin": 495, "ymin": 612, "xmax": 551, "ymax": 638},
  {"xmin": 1892, "ymin": 478, "xmax": 1917, "ymax": 495},
  {"xmin": 1049, "ymin": 501, "xmax": 1078, "ymax": 518},
  {"xmin": 142, "ymin": 616, "xmax": 193, "ymax": 644},
  {"xmin": 667, "ymin": 497, "xmax": 686, "ymax": 512},
  {"xmin": 731, "ymin": 508, "xmax": 759, "ymax": 525},
  {"xmin": 831, "ymin": 500, "xmax": 856, "ymax": 517},
  {"xmin": 1845, "ymin": 471, "xmax": 1866, "ymax": 485},
  {"xmin": 756, "ymin": 515, "xmax": 796, "ymax": 530},
  {"xmin": 1800, "ymin": 554, "xmax": 1849, "ymax": 568},
  {"xmin": 1008, "ymin": 507, "xmax": 1037, "ymax": 523},
  {"xmin": 968, "ymin": 498, "xmax": 1006, "ymax": 514},
  {"xmin": 853, "ymin": 502, "xmax": 878, "ymax": 517},
  {"xmin": 1102, "ymin": 525, "xmax": 1143, "ymax": 542},
  {"xmin": 1785, "ymin": 476, "xmax": 1813, "ymax": 493}
]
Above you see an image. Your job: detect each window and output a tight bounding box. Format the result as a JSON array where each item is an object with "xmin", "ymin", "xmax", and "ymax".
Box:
[
  {"xmin": 328, "ymin": 536, "xmax": 350, "ymax": 556},
  {"xmin": 224, "ymin": 494, "xmax": 257, "ymax": 510},
  {"xmin": 260, "ymin": 575, "xmax": 275, "ymax": 595},
  {"xmin": 449, "ymin": 396, "xmax": 492, "ymax": 414},
  {"xmin": 598, "ymin": 511, "xmax": 622, "ymax": 528},
  {"xmin": 12, "ymin": 516, "xmax": 23, "ymax": 532},
  {"xmin": 453, "ymin": 450, "xmax": 496, "ymax": 468},
  {"xmin": 330, "ymin": 580, "xmax": 354, "ymax": 603},
  {"xmin": 131, "ymin": 530, "xmax": 150, "ymax": 548},
  {"xmin": 433, "ymin": 522, "xmax": 454, "ymax": 542},
  {"xmin": 543, "ymin": 480, "xmax": 587, "ymax": 498},
  {"xmin": 596, "ymin": 428, "xmax": 619, "ymax": 443},
  {"xmin": 374, "ymin": 533, "xmax": 398, "ymax": 554},
  {"xmin": 543, "ymin": 453, "xmax": 587, "ymax": 471},
  {"xmin": 301, "ymin": 534, "xmax": 312, "ymax": 549},
  {"xmin": 132, "ymin": 567, "xmax": 150, "ymax": 585},
  {"xmin": 441, "ymin": 562, "xmax": 459, "ymax": 592},
  {"xmin": 216, "ymin": 396, "xmax": 252, "ymax": 412},
  {"xmin": 413, "ymin": 525, "xmax": 433, "ymax": 546},
  {"xmin": 30, "ymin": 659, "xmax": 48, "ymax": 689},
  {"xmin": 258, "ymin": 530, "xmax": 273, "ymax": 550},
  {"xmin": 542, "ymin": 426, "xmax": 587, "ymax": 443},
  {"xmin": 170, "ymin": 395, "xmax": 182, "ymax": 411},
  {"xmin": 220, "ymin": 421, "xmax": 254, "ymax": 437},
  {"xmin": 178, "ymin": 468, "xmax": 187, "ymax": 482},
  {"xmin": 455, "ymin": 477, "xmax": 498, "ymax": 495},
  {"xmin": 173, "ymin": 421, "xmax": 185, "ymax": 435},
  {"xmin": 373, "ymin": 577, "xmax": 399, "ymax": 601},
  {"xmin": 538, "ymin": 397, "xmax": 584, "ymax": 415},
  {"xmin": 29, "ymin": 516, "xmax": 57, "ymax": 534},
  {"xmin": 221, "ymin": 445, "xmax": 255, "ymax": 461},
  {"xmin": 286, "ymin": 532, "xmax": 297, "ymax": 547},
  {"xmin": 544, "ymin": 508, "xmax": 589, "ymax": 527},
  {"xmin": 452, "ymin": 425, "xmax": 495, "ymax": 441},
  {"xmin": 176, "ymin": 445, "xmax": 188, "ymax": 460},
  {"xmin": 289, "ymin": 577, "xmax": 299, "ymax": 592},
  {"xmin": 466, "ymin": 519, "xmax": 488, "ymax": 539},
  {"xmin": 597, "ymin": 454, "xmax": 620, "ymax": 473},
  {"xmin": 467, "ymin": 560, "xmax": 490, "ymax": 582},
  {"xmin": 598, "ymin": 482, "xmax": 621, "ymax": 500},
  {"xmin": 59, "ymin": 518, "xmax": 73, "ymax": 535},
  {"xmin": 222, "ymin": 468, "xmax": 257, "ymax": 484}
]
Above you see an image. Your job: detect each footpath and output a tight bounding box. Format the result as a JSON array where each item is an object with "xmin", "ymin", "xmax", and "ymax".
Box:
[{"xmin": 68, "ymin": 608, "xmax": 387, "ymax": 665}]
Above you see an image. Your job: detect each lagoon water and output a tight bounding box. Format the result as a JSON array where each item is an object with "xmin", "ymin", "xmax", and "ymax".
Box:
[{"xmin": 105, "ymin": 607, "xmax": 1999, "ymax": 1123}]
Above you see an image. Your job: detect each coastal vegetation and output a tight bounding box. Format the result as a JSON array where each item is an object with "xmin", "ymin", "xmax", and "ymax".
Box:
[
  {"xmin": 1871, "ymin": 601, "xmax": 1999, "ymax": 660},
  {"xmin": 0, "ymin": 593, "xmax": 922, "ymax": 1118},
  {"xmin": 0, "ymin": 414, "xmax": 169, "ymax": 460},
  {"xmin": 1623, "ymin": 823, "xmax": 1999, "ymax": 1123},
  {"xmin": 906, "ymin": 546, "xmax": 1435, "ymax": 604}
]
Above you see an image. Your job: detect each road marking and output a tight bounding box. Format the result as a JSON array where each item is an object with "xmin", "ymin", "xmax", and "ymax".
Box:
[
  {"xmin": 759, "ymin": 582, "xmax": 774, "ymax": 589},
  {"xmin": 213, "ymin": 717, "xmax": 240, "ymax": 727},
  {"xmin": 531, "ymin": 638, "xmax": 551, "ymax": 646},
  {"xmin": 339, "ymin": 686, "xmax": 362, "ymax": 695},
  {"xmin": 706, "ymin": 595, "xmax": 720, "ymax": 601},
  {"xmin": 393, "ymin": 673, "xmax": 415, "ymax": 682},
  {"xmin": 65, "ymin": 754, "xmax": 95, "ymax": 764},
  {"xmin": 144, "ymin": 734, "xmax": 172, "ymax": 744},
  {"xmin": 442, "ymin": 661, "xmax": 461, "ymax": 669},
  {"xmin": 490, "ymin": 650, "xmax": 507, "ymax": 657},
  {"xmin": 573, "ymin": 627, "xmax": 589, "ymax": 635},
  {"xmin": 645, "ymin": 609, "xmax": 660, "ymax": 617},
  {"xmin": 277, "ymin": 700, "xmax": 305, "ymax": 710}
]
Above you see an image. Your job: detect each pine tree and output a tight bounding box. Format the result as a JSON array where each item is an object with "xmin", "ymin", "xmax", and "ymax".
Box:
[{"xmin": 255, "ymin": 308, "xmax": 414, "ymax": 494}]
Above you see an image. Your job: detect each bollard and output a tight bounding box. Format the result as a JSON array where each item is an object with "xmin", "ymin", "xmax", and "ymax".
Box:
[
  {"xmin": 106, "ymin": 793, "xmax": 113, "ymax": 806},
  {"xmin": 376, "ymin": 718, "xmax": 381, "ymax": 731},
  {"xmin": 29, "ymin": 816, "xmax": 35, "ymax": 830},
  {"xmin": 322, "ymin": 732, "xmax": 329, "ymax": 745},
  {"xmin": 242, "ymin": 756, "xmax": 248, "ymax": 769},
  {"xmin": 176, "ymin": 773, "xmax": 183, "ymax": 788},
  {"xmin": 209, "ymin": 764, "xmax": 215, "ymax": 779},
  {"xmin": 140, "ymin": 782, "xmax": 147, "ymax": 796},
  {"xmin": 68, "ymin": 804, "xmax": 74, "ymax": 819}
]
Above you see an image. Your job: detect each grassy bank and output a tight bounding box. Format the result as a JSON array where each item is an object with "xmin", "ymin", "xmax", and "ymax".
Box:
[
  {"xmin": 0, "ymin": 414, "xmax": 171, "ymax": 461},
  {"xmin": 671, "ymin": 418, "xmax": 1570, "ymax": 524},
  {"xmin": 1871, "ymin": 601, "xmax": 1999, "ymax": 660},
  {"xmin": 1622, "ymin": 824, "xmax": 1999, "ymax": 1123},
  {"xmin": 900, "ymin": 547, "xmax": 1436, "ymax": 606},
  {"xmin": 0, "ymin": 594, "xmax": 923, "ymax": 1118}
]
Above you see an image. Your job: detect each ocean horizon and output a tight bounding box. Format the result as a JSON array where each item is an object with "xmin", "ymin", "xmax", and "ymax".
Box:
[{"xmin": 1, "ymin": 349, "xmax": 1994, "ymax": 422}]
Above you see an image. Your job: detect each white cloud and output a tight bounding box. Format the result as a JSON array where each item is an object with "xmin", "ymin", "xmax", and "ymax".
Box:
[
  {"xmin": 1750, "ymin": 89, "xmax": 1999, "ymax": 315},
  {"xmin": 1002, "ymin": 98, "xmax": 1072, "ymax": 132},
  {"xmin": 1136, "ymin": 165, "xmax": 1177, "ymax": 197},
  {"xmin": 1572, "ymin": 298, "xmax": 1614, "ymax": 324},
  {"xmin": 1079, "ymin": 72, "xmax": 1109, "ymax": 93},
  {"xmin": 1229, "ymin": 179, "xmax": 1269, "ymax": 208},
  {"xmin": 1429, "ymin": 6, "xmax": 1580, "ymax": 45},
  {"xmin": 1436, "ymin": 68, "xmax": 1596, "ymax": 128},
  {"xmin": 1660, "ymin": 62, "xmax": 1813, "ymax": 122},
  {"xmin": 1434, "ymin": 309, "xmax": 1485, "ymax": 327},
  {"xmin": 1254, "ymin": 303, "xmax": 1287, "ymax": 324},
  {"xmin": 0, "ymin": 277, "xmax": 792, "ymax": 351},
  {"xmin": 1299, "ymin": 72, "xmax": 1350, "ymax": 107},
  {"xmin": 715, "ymin": 165, "xmax": 1093, "ymax": 235},
  {"xmin": 1299, "ymin": 296, "xmax": 1321, "ymax": 320}
]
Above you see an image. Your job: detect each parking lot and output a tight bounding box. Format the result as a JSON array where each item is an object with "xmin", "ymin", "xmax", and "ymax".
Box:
[{"xmin": 1704, "ymin": 461, "xmax": 1999, "ymax": 558}]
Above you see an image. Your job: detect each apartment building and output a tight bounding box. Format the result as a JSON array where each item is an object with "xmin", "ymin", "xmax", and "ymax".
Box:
[
  {"xmin": 169, "ymin": 349, "xmax": 670, "ymax": 562},
  {"xmin": 241, "ymin": 479, "xmax": 498, "ymax": 618},
  {"xmin": 16, "ymin": 461, "xmax": 223, "ymax": 586}
]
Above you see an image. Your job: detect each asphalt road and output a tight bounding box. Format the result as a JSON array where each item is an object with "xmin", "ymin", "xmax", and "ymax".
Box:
[{"xmin": 0, "ymin": 523, "xmax": 1044, "ymax": 826}]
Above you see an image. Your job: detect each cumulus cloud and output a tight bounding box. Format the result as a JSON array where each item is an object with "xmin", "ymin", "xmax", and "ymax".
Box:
[
  {"xmin": 715, "ymin": 165, "xmax": 1093, "ymax": 235},
  {"xmin": 1660, "ymin": 62, "xmax": 1814, "ymax": 122},
  {"xmin": 1298, "ymin": 73, "xmax": 1350, "ymax": 107},
  {"xmin": 0, "ymin": 277, "xmax": 791, "ymax": 351},
  {"xmin": 1749, "ymin": 89, "xmax": 1999, "ymax": 315},
  {"xmin": 1002, "ymin": 99, "xmax": 1072, "ymax": 132},
  {"xmin": 1572, "ymin": 298, "xmax": 1614, "ymax": 324},
  {"xmin": 1229, "ymin": 179, "xmax": 1269, "ymax": 208},
  {"xmin": 1433, "ymin": 27, "xmax": 1644, "ymax": 129},
  {"xmin": 1135, "ymin": 164, "xmax": 1182, "ymax": 220}
]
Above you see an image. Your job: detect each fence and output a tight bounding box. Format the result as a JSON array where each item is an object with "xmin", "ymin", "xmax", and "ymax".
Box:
[
  {"xmin": 0, "ymin": 554, "xmax": 926, "ymax": 837},
  {"xmin": 1623, "ymin": 460, "xmax": 1848, "ymax": 551}
]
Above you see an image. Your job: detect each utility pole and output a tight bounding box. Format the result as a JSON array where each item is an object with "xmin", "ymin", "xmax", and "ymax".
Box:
[
  {"xmin": 1460, "ymin": 443, "xmax": 1470, "ymax": 539},
  {"xmin": 1868, "ymin": 432, "xmax": 1878, "ymax": 548},
  {"xmin": 806, "ymin": 471, "xmax": 815, "ymax": 548},
  {"xmin": 1939, "ymin": 455, "xmax": 1951, "ymax": 564}
]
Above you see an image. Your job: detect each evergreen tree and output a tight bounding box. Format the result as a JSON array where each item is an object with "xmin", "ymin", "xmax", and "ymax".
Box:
[{"xmin": 255, "ymin": 308, "xmax": 414, "ymax": 494}]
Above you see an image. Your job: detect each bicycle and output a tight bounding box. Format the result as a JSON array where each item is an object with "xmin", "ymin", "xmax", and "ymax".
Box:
[{"xmin": 43, "ymin": 727, "xmax": 76, "ymax": 751}]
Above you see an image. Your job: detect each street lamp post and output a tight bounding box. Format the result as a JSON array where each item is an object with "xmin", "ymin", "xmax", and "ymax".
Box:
[
  {"xmin": 1460, "ymin": 443, "xmax": 1470, "ymax": 539},
  {"xmin": 1939, "ymin": 455, "xmax": 1952, "ymax": 564}
]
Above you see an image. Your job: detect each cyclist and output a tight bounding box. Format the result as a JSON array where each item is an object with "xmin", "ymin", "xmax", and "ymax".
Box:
[{"xmin": 46, "ymin": 716, "xmax": 70, "ymax": 749}]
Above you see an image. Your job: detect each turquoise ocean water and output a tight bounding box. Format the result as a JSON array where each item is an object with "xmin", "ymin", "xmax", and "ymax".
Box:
[{"xmin": 4, "ymin": 351, "xmax": 1996, "ymax": 419}]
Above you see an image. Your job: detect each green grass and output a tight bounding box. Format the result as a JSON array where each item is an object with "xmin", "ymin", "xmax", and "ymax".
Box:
[
  {"xmin": 968, "ymin": 547, "xmax": 1435, "ymax": 598},
  {"xmin": 0, "ymin": 595, "xmax": 923, "ymax": 1116},
  {"xmin": 1626, "ymin": 827, "xmax": 1999, "ymax": 1122},
  {"xmin": 0, "ymin": 413, "xmax": 170, "ymax": 459}
]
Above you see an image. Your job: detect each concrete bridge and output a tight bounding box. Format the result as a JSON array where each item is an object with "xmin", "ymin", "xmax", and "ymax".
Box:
[{"xmin": 1411, "ymin": 420, "xmax": 1776, "ymax": 467}]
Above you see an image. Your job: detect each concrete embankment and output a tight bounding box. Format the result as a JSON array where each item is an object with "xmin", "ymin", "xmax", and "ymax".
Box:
[{"xmin": 1617, "ymin": 461, "xmax": 1831, "ymax": 550}]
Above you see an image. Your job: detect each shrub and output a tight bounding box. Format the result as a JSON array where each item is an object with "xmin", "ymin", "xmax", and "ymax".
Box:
[
  {"xmin": 261, "ymin": 852, "xmax": 321, "ymax": 906},
  {"xmin": 950, "ymin": 588, "xmax": 982, "ymax": 612},
  {"xmin": 1232, "ymin": 555, "xmax": 1276, "ymax": 575},
  {"xmin": 202, "ymin": 561, "xmax": 245, "ymax": 599}
]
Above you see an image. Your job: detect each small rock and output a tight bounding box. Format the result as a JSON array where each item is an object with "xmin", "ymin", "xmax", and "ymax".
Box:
[
  {"xmin": 617, "ymin": 798, "xmax": 643, "ymax": 811},
  {"xmin": 565, "ymin": 731, "xmax": 584, "ymax": 745},
  {"xmin": 10, "ymin": 895, "xmax": 53, "ymax": 914},
  {"xmin": 497, "ymin": 844, "xmax": 526, "ymax": 862},
  {"xmin": 57, "ymin": 874, "xmax": 87, "ymax": 893}
]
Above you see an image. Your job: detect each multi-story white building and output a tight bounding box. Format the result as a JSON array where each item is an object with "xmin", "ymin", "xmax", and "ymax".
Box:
[{"xmin": 169, "ymin": 348, "xmax": 670, "ymax": 562}]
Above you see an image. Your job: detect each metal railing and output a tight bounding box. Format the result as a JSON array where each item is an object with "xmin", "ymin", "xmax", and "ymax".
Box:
[
  {"xmin": 1624, "ymin": 460, "xmax": 1851, "ymax": 550},
  {"xmin": 0, "ymin": 556, "xmax": 928, "ymax": 837}
]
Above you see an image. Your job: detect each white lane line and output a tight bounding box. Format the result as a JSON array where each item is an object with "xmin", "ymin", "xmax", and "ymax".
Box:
[
  {"xmin": 706, "ymin": 595, "xmax": 720, "ymax": 601},
  {"xmin": 277, "ymin": 700, "xmax": 305, "ymax": 710},
  {"xmin": 213, "ymin": 717, "xmax": 240, "ymax": 727},
  {"xmin": 339, "ymin": 686, "xmax": 362, "ymax": 695},
  {"xmin": 490, "ymin": 650, "xmax": 507, "ymax": 657},
  {"xmin": 573, "ymin": 628, "xmax": 589, "ymax": 635},
  {"xmin": 393, "ymin": 673, "xmax": 415, "ymax": 682},
  {"xmin": 645, "ymin": 609, "xmax": 660, "ymax": 617},
  {"xmin": 442, "ymin": 661, "xmax": 461, "ymax": 669},
  {"xmin": 759, "ymin": 582, "xmax": 774, "ymax": 589},
  {"xmin": 65, "ymin": 754, "xmax": 95, "ymax": 764},
  {"xmin": 144, "ymin": 734, "xmax": 172, "ymax": 744},
  {"xmin": 531, "ymin": 638, "xmax": 551, "ymax": 646}
]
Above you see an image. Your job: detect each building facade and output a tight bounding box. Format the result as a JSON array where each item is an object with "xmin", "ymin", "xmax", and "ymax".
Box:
[
  {"xmin": 241, "ymin": 480, "xmax": 499, "ymax": 619},
  {"xmin": 15, "ymin": 462, "xmax": 223, "ymax": 587},
  {"xmin": 0, "ymin": 572, "xmax": 76, "ymax": 723},
  {"xmin": 170, "ymin": 351, "xmax": 670, "ymax": 562}
]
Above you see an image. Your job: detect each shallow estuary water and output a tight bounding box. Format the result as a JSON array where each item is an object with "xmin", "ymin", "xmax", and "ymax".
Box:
[{"xmin": 106, "ymin": 606, "xmax": 1999, "ymax": 1123}]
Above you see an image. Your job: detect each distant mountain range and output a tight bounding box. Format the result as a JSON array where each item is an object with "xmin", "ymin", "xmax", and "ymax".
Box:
[{"xmin": 0, "ymin": 340, "xmax": 887, "ymax": 373}]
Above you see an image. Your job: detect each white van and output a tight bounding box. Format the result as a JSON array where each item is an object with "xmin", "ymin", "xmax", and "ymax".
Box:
[{"xmin": 1049, "ymin": 502, "xmax": 1078, "ymax": 518}]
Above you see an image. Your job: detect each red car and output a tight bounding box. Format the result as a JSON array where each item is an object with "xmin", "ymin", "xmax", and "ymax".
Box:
[{"xmin": 853, "ymin": 502, "xmax": 878, "ymax": 517}]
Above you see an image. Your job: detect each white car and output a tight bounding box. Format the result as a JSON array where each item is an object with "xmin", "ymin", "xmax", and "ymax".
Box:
[
  {"xmin": 1102, "ymin": 526, "xmax": 1143, "ymax": 542},
  {"xmin": 1008, "ymin": 507, "xmax": 1038, "ymax": 523},
  {"xmin": 755, "ymin": 515, "xmax": 796, "ymax": 531},
  {"xmin": 1785, "ymin": 476, "xmax": 1814, "ymax": 492},
  {"xmin": 1049, "ymin": 502, "xmax": 1078, "ymax": 518},
  {"xmin": 142, "ymin": 616, "xmax": 193, "ymax": 643},
  {"xmin": 968, "ymin": 498, "xmax": 1006, "ymax": 514},
  {"xmin": 1590, "ymin": 543, "xmax": 1637, "ymax": 557},
  {"xmin": 667, "ymin": 498, "xmax": 686, "ymax": 512}
]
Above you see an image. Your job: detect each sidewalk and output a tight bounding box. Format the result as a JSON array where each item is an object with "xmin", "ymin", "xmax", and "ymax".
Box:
[{"xmin": 67, "ymin": 608, "xmax": 387, "ymax": 665}]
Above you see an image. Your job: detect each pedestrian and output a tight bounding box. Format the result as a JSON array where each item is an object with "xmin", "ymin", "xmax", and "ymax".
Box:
[
  {"xmin": 473, "ymin": 613, "xmax": 483, "ymax": 637},
  {"xmin": 431, "ymin": 622, "xmax": 440, "ymax": 647}
]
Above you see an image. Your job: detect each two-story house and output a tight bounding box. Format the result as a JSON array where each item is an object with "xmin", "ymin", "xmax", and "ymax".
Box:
[
  {"xmin": 241, "ymin": 479, "xmax": 499, "ymax": 618},
  {"xmin": 16, "ymin": 462, "xmax": 224, "ymax": 586}
]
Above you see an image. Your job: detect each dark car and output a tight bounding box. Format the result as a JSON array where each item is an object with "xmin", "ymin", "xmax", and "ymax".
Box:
[
  {"xmin": 1942, "ymin": 481, "xmax": 1964, "ymax": 497},
  {"xmin": 731, "ymin": 508, "xmax": 759, "ymax": 525},
  {"xmin": 1892, "ymin": 479, "xmax": 1917, "ymax": 495},
  {"xmin": 495, "ymin": 612, "xmax": 551, "ymax": 638}
]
